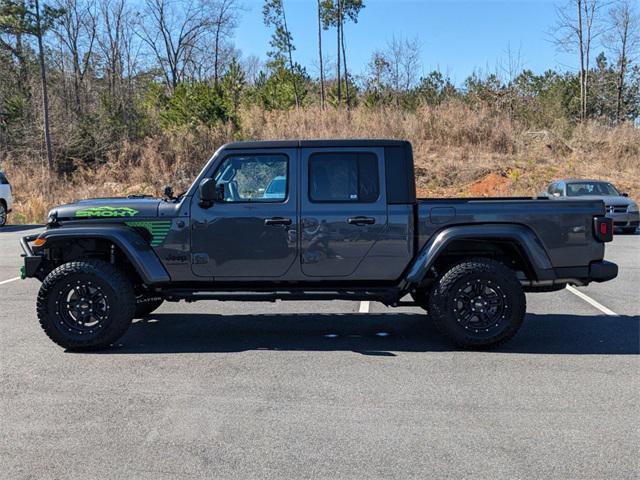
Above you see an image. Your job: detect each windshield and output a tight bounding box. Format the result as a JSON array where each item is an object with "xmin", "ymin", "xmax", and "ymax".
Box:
[{"xmin": 566, "ymin": 182, "xmax": 620, "ymax": 197}]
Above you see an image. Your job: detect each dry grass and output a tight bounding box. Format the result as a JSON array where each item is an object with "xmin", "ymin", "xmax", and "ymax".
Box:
[{"xmin": 3, "ymin": 101, "xmax": 639, "ymax": 223}]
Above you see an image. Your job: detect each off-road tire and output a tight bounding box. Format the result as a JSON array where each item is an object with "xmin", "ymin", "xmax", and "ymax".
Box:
[
  {"xmin": 0, "ymin": 202, "xmax": 6, "ymax": 227},
  {"xmin": 134, "ymin": 294, "xmax": 164, "ymax": 318},
  {"xmin": 428, "ymin": 257, "xmax": 526, "ymax": 349},
  {"xmin": 37, "ymin": 259, "xmax": 136, "ymax": 351}
]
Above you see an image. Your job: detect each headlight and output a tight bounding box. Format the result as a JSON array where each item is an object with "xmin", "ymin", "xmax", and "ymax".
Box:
[{"xmin": 628, "ymin": 203, "xmax": 639, "ymax": 213}]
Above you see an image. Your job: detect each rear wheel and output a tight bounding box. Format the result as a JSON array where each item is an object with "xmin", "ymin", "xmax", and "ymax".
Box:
[
  {"xmin": 428, "ymin": 258, "xmax": 526, "ymax": 349},
  {"xmin": 37, "ymin": 260, "xmax": 136, "ymax": 350},
  {"xmin": 0, "ymin": 202, "xmax": 6, "ymax": 226}
]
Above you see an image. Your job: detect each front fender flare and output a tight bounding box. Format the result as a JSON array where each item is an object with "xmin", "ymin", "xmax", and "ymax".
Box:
[
  {"xmin": 405, "ymin": 224, "xmax": 553, "ymax": 285},
  {"xmin": 38, "ymin": 225, "xmax": 170, "ymax": 285}
]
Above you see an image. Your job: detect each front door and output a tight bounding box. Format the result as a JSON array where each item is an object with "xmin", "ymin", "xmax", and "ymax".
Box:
[
  {"xmin": 190, "ymin": 149, "xmax": 298, "ymax": 278},
  {"xmin": 300, "ymin": 147, "xmax": 388, "ymax": 278}
]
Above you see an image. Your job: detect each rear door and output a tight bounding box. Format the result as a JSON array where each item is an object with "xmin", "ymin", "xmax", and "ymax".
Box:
[{"xmin": 300, "ymin": 147, "xmax": 388, "ymax": 278}]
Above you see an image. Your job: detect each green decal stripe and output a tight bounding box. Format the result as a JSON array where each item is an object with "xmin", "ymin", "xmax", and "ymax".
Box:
[
  {"xmin": 125, "ymin": 221, "xmax": 172, "ymax": 246},
  {"xmin": 75, "ymin": 206, "xmax": 140, "ymax": 217}
]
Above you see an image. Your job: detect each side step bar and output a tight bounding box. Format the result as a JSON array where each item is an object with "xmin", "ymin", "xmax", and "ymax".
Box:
[{"xmin": 162, "ymin": 288, "xmax": 403, "ymax": 305}]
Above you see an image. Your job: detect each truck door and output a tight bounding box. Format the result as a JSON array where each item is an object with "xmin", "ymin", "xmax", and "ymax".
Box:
[
  {"xmin": 190, "ymin": 149, "xmax": 298, "ymax": 278},
  {"xmin": 300, "ymin": 147, "xmax": 388, "ymax": 278}
]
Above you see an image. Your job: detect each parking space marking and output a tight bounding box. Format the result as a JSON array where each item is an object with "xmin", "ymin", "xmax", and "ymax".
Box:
[
  {"xmin": 0, "ymin": 276, "xmax": 20, "ymax": 286},
  {"xmin": 358, "ymin": 301, "xmax": 370, "ymax": 313},
  {"xmin": 566, "ymin": 285, "xmax": 619, "ymax": 316}
]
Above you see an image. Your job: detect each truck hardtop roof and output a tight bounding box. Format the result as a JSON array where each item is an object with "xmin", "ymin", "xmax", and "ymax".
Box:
[{"xmin": 222, "ymin": 139, "xmax": 411, "ymax": 150}]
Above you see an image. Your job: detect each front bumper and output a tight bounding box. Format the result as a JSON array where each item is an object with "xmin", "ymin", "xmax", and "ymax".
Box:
[
  {"xmin": 606, "ymin": 211, "xmax": 639, "ymax": 229},
  {"xmin": 20, "ymin": 234, "xmax": 43, "ymax": 278}
]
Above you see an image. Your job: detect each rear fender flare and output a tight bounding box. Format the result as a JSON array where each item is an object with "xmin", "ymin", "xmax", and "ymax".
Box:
[
  {"xmin": 38, "ymin": 225, "xmax": 170, "ymax": 285},
  {"xmin": 405, "ymin": 224, "xmax": 553, "ymax": 285}
]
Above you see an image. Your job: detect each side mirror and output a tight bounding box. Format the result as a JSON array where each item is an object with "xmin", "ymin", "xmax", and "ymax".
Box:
[
  {"xmin": 198, "ymin": 178, "xmax": 217, "ymax": 208},
  {"xmin": 163, "ymin": 185, "xmax": 174, "ymax": 200},
  {"xmin": 622, "ymin": 192, "xmax": 629, "ymax": 197}
]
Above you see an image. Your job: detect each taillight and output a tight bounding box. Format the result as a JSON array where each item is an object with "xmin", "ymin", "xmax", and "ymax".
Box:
[{"xmin": 594, "ymin": 217, "xmax": 613, "ymax": 242}]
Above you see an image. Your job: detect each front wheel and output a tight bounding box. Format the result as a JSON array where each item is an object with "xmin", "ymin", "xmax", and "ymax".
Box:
[
  {"xmin": 428, "ymin": 258, "xmax": 526, "ymax": 349},
  {"xmin": 0, "ymin": 202, "xmax": 6, "ymax": 226},
  {"xmin": 37, "ymin": 260, "xmax": 136, "ymax": 350}
]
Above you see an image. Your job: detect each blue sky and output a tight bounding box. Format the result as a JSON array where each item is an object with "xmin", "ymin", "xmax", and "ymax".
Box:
[{"xmin": 233, "ymin": 0, "xmax": 579, "ymax": 85}]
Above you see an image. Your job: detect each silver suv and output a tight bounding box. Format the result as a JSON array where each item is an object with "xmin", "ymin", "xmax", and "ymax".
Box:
[
  {"xmin": 544, "ymin": 179, "xmax": 639, "ymax": 233},
  {"xmin": 0, "ymin": 171, "xmax": 13, "ymax": 226}
]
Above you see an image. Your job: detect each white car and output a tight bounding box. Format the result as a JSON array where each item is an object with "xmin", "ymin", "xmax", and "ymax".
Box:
[{"xmin": 0, "ymin": 171, "xmax": 13, "ymax": 226}]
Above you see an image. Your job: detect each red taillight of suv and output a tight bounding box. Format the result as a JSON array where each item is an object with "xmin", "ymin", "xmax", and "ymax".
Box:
[{"xmin": 594, "ymin": 217, "xmax": 613, "ymax": 242}]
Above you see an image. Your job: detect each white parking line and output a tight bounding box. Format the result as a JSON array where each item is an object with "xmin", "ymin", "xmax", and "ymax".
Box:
[
  {"xmin": 0, "ymin": 276, "xmax": 21, "ymax": 286},
  {"xmin": 566, "ymin": 285, "xmax": 619, "ymax": 316},
  {"xmin": 358, "ymin": 301, "xmax": 370, "ymax": 313}
]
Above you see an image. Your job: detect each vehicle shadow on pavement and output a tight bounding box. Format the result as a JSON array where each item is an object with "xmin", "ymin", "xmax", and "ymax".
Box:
[
  {"xmin": 102, "ymin": 312, "xmax": 640, "ymax": 355},
  {"xmin": 0, "ymin": 225, "xmax": 43, "ymax": 233}
]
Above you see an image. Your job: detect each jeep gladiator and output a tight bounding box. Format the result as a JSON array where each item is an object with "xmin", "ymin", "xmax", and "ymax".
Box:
[{"xmin": 21, "ymin": 140, "xmax": 618, "ymax": 350}]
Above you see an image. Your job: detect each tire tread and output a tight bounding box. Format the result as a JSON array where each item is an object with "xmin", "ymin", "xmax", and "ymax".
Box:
[
  {"xmin": 428, "ymin": 257, "xmax": 526, "ymax": 349},
  {"xmin": 37, "ymin": 259, "xmax": 135, "ymax": 350}
]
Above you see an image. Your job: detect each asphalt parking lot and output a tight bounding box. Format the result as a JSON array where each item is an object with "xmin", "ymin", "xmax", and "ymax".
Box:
[{"xmin": 1, "ymin": 226, "xmax": 638, "ymax": 479}]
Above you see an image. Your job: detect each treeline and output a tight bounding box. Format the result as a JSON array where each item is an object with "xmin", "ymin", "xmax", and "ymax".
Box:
[{"xmin": 0, "ymin": 0, "xmax": 638, "ymax": 173}]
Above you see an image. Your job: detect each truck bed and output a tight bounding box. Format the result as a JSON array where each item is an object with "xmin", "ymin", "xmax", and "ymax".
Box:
[{"xmin": 416, "ymin": 197, "xmax": 606, "ymax": 268}]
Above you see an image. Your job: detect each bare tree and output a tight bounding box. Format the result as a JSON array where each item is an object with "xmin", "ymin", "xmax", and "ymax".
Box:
[
  {"xmin": 52, "ymin": 0, "xmax": 97, "ymax": 114},
  {"xmin": 241, "ymin": 54, "xmax": 262, "ymax": 85},
  {"xmin": 96, "ymin": 0, "xmax": 140, "ymax": 126},
  {"xmin": 554, "ymin": 0, "xmax": 608, "ymax": 120},
  {"xmin": 211, "ymin": 0, "xmax": 240, "ymax": 87},
  {"xmin": 386, "ymin": 35, "xmax": 421, "ymax": 94},
  {"xmin": 363, "ymin": 35, "xmax": 421, "ymax": 106},
  {"xmin": 604, "ymin": 0, "xmax": 639, "ymax": 122},
  {"xmin": 136, "ymin": 0, "xmax": 215, "ymax": 91}
]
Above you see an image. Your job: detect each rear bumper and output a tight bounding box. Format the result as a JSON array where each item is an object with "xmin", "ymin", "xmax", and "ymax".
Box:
[{"xmin": 589, "ymin": 260, "xmax": 618, "ymax": 283}]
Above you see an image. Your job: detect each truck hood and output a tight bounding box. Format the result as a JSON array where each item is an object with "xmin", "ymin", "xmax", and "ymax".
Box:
[{"xmin": 52, "ymin": 197, "xmax": 162, "ymax": 221}]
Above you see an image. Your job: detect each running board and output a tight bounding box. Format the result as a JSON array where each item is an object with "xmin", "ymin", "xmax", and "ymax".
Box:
[{"xmin": 162, "ymin": 288, "xmax": 402, "ymax": 304}]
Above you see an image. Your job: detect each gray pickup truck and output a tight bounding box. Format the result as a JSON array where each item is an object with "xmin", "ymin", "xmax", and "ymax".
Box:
[{"xmin": 21, "ymin": 140, "xmax": 617, "ymax": 351}]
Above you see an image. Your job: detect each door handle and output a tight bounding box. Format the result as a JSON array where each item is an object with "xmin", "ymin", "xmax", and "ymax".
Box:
[
  {"xmin": 264, "ymin": 217, "xmax": 292, "ymax": 226},
  {"xmin": 347, "ymin": 216, "xmax": 376, "ymax": 225}
]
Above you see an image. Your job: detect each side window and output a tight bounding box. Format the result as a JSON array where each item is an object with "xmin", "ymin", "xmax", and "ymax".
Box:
[
  {"xmin": 214, "ymin": 154, "xmax": 288, "ymax": 203},
  {"xmin": 549, "ymin": 183, "xmax": 563, "ymax": 196},
  {"xmin": 309, "ymin": 152, "xmax": 379, "ymax": 203},
  {"xmin": 0, "ymin": 173, "xmax": 7, "ymax": 185}
]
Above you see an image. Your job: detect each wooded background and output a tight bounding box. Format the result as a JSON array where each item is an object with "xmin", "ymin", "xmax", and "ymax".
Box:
[{"xmin": 0, "ymin": 0, "xmax": 639, "ymax": 222}]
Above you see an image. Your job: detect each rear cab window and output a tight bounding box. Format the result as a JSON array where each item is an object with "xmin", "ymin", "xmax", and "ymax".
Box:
[{"xmin": 309, "ymin": 152, "xmax": 379, "ymax": 203}]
